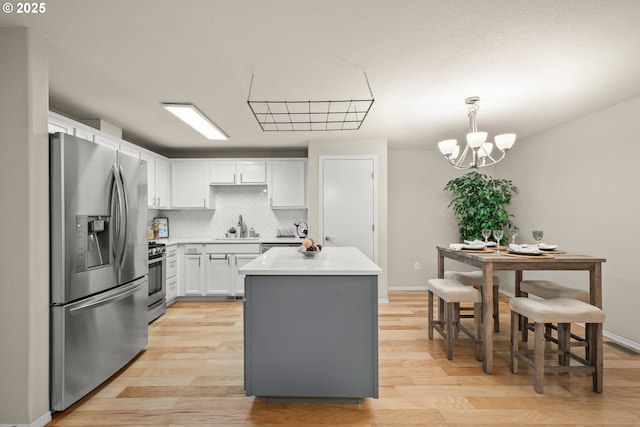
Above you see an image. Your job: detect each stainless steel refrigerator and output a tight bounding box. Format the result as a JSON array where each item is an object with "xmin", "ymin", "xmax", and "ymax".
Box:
[{"xmin": 50, "ymin": 132, "xmax": 149, "ymax": 411}]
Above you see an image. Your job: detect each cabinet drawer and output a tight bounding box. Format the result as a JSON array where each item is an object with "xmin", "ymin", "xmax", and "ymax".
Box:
[
  {"xmin": 166, "ymin": 245, "xmax": 177, "ymax": 258},
  {"xmin": 206, "ymin": 243, "xmax": 260, "ymax": 254},
  {"xmin": 166, "ymin": 257, "xmax": 177, "ymax": 279},
  {"xmin": 184, "ymin": 244, "xmax": 203, "ymax": 254},
  {"xmin": 166, "ymin": 276, "xmax": 177, "ymax": 301}
]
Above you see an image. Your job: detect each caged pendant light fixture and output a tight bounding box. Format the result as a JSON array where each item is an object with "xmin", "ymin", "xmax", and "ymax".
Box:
[{"xmin": 437, "ymin": 96, "xmax": 516, "ymax": 169}]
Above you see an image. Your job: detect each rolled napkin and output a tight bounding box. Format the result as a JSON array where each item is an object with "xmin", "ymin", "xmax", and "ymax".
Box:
[
  {"xmin": 508, "ymin": 244, "xmax": 541, "ymax": 254},
  {"xmin": 451, "ymin": 242, "xmax": 486, "ymax": 250},
  {"xmin": 466, "ymin": 239, "xmax": 496, "ymax": 247}
]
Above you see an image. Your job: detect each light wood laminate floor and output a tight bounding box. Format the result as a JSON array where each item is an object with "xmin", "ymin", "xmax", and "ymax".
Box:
[{"xmin": 48, "ymin": 291, "xmax": 640, "ymax": 426}]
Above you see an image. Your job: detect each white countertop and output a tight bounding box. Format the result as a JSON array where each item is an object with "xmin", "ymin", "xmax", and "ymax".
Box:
[
  {"xmin": 238, "ymin": 247, "xmax": 382, "ymax": 276},
  {"xmin": 152, "ymin": 237, "xmax": 303, "ymax": 245}
]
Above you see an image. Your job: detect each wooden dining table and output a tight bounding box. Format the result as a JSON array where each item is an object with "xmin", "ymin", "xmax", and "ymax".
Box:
[{"xmin": 437, "ymin": 246, "xmax": 606, "ymax": 374}]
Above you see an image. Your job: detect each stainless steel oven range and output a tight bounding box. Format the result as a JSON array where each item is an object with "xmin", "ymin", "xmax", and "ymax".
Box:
[{"xmin": 148, "ymin": 241, "xmax": 166, "ymax": 323}]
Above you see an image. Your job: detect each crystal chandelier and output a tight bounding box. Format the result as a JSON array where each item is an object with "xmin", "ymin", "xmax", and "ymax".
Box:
[{"xmin": 437, "ymin": 96, "xmax": 516, "ymax": 169}]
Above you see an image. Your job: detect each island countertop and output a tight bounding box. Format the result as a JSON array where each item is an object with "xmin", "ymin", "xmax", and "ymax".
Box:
[{"xmin": 238, "ymin": 247, "xmax": 382, "ymax": 276}]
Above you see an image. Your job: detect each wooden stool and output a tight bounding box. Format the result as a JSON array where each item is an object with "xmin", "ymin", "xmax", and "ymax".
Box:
[
  {"xmin": 509, "ymin": 297, "xmax": 605, "ymax": 394},
  {"xmin": 445, "ymin": 271, "xmax": 501, "ymax": 332},
  {"xmin": 427, "ymin": 278, "xmax": 482, "ymax": 361},
  {"xmin": 519, "ymin": 280, "xmax": 590, "ymax": 344}
]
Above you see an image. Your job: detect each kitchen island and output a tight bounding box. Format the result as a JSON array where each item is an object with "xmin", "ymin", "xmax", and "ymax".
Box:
[{"xmin": 239, "ymin": 247, "xmax": 382, "ymax": 402}]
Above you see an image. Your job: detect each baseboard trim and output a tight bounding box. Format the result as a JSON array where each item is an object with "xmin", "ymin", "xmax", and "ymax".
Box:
[
  {"xmin": 0, "ymin": 411, "xmax": 51, "ymax": 427},
  {"xmin": 388, "ymin": 285, "xmax": 428, "ymax": 291}
]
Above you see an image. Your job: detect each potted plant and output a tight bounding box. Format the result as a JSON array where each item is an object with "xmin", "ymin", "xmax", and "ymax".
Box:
[
  {"xmin": 444, "ymin": 171, "xmax": 517, "ymax": 244},
  {"xmin": 227, "ymin": 227, "xmax": 237, "ymax": 238}
]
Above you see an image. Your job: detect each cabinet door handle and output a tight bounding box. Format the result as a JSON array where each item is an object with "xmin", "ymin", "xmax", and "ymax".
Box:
[
  {"xmin": 240, "ymin": 173, "xmax": 243, "ymax": 183},
  {"xmin": 233, "ymin": 173, "xmax": 236, "ymax": 183},
  {"xmin": 157, "ymin": 197, "xmax": 161, "ymax": 206}
]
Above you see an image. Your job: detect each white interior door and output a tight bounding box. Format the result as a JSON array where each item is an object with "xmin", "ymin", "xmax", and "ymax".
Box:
[{"xmin": 320, "ymin": 156, "xmax": 377, "ymax": 262}]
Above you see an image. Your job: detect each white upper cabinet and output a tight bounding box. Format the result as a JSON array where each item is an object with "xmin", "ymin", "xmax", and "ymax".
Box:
[
  {"xmin": 155, "ymin": 156, "xmax": 171, "ymax": 208},
  {"xmin": 119, "ymin": 142, "xmax": 142, "ymax": 159},
  {"xmin": 269, "ymin": 159, "xmax": 307, "ymax": 209},
  {"xmin": 171, "ymin": 160, "xmax": 211, "ymax": 208},
  {"xmin": 209, "ymin": 161, "xmax": 237, "ymax": 184},
  {"xmin": 209, "ymin": 160, "xmax": 266, "ymax": 185},
  {"xmin": 48, "ymin": 116, "xmax": 74, "ymax": 135},
  {"xmin": 238, "ymin": 161, "xmax": 266, "ymax": 184},
  {"xmin": 141, "ymin": 150, "xmax": 171, "ymax": 209}
]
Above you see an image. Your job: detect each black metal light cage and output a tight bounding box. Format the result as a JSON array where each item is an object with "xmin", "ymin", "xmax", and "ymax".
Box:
[{"xmin": 247, "ymin": 73, "xmax": 374, "ymax": 132}]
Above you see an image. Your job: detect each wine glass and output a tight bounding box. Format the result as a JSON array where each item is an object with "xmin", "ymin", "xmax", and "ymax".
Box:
[
  {"xmin": 509, "ymin": 226, "xmax": 519, "ymax": 245},
  {"xmin": 493, "ymin": 229, "xmax": 504, "ymax": 253},
  {"xmin": 532, "ymin": 230, "xmax": 544, "ymax": 247},
  {"xmin": 481, "ymin": 229, "xmax": 491, "ymax": 246}
]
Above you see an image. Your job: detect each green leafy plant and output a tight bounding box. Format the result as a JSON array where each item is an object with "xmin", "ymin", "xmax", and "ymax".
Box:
[
  {"xmin": 444, "ymin": 171, "xmax": 517, "ymax": 244},
  {"xmin": 228, "ymin": 227, "xmax": 236, "ymax": 234}
]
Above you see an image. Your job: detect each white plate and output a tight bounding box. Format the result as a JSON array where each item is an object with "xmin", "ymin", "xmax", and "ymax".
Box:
[{"xmin": 538, "ymin": 243, "xmax": 558, "ymax": 251}]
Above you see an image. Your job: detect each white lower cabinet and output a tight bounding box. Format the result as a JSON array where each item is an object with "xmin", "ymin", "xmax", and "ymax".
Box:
[
  {"xmin": 183, "ymin": 245, "xmax": 205, "ymax": 296},
  {"xmin": 165, "ymin": 245, "xmax": 178, "ymax": 305},
  {"xmin": 179, "ymin": 244, "xmax": 259, "ymax": 299},
  {"xmin": 206, "ymin": 254, "xmax": 232, "ymax": 296},
  {"xmin": 231, "ymin": 254, "xmax": 258, "ymax": 296}
]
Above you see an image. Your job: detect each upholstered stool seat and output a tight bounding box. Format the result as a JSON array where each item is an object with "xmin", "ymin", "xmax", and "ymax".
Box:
[
  {"xmin": 509, "ymin": 297, "xmax": 605, "ymax": 394},
  {"xmin": 519, "ymin": 280, "xmax": 590, "ymax": 344},
  {"xmin": 427, "ymin": 278, "xmax": 482, "ymax": 361},
  {"xmin": 520, "ymin": 279, "xmax": 589, "ymax": 302},
  {"xmin": 445, "ymin": 271, "xmax": 501, "ymax": 332}
]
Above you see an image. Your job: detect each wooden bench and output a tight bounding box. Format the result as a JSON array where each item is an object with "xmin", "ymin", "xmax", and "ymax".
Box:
[
  {"xmin": 510, "ymin": 297, "xmax": 605, "ymax": 394},
  {"xmin": 427, "ymin": 278, "xmax": 482, "ymax": 361}
]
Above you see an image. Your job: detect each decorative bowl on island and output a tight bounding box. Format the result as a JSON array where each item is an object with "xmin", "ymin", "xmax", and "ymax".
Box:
[{"xmin": 297, "ymin": 238, "xmax": 322, "ymax": 257}]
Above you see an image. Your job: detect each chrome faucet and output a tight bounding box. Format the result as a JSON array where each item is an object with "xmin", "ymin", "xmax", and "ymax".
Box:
[{"xmin": 238, "ymin": 215, "xmax": 248, "ymax": 238}]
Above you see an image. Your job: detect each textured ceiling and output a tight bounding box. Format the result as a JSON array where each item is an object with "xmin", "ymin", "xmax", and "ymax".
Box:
[{"xmin": 2, "ymin": 0, "xmax": 640, "ymax": 155}]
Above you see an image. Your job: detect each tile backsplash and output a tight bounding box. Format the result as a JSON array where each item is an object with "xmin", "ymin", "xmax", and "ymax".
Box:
[{"xmin": 148, "ymin": 185, "xmax": 307, "ymax": 238}]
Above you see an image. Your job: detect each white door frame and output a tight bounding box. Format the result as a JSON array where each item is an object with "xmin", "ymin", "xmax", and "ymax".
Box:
[{"xmin": 319, "ymin": 155, "xmax": 379, "ymax": 263}]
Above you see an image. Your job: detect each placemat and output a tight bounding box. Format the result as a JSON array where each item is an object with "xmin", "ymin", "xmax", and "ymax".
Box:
[
  {"xmin": 502, "ymin": 252, "xmax": 555, "ymax": 259},
  {"xmin": 459, "ymin": 247, "xmax": 495, "ymax": 253}
]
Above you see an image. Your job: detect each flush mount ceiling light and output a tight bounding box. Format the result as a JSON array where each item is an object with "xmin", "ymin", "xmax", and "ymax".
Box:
[
  {"xmin": 162, "ymin": 103, "xmax": 228, "ymax": 140},
  {"xmin": 437, "ymin": 96, "xmax": 516, "ymax": 169}
]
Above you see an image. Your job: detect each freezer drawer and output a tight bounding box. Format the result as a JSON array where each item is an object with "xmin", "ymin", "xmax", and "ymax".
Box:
[{"xmin": 50, "ymin": 277, "xmax": 148, "ymax": 411}]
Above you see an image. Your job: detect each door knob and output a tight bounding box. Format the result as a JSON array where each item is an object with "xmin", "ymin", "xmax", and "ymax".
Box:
[{"xmin": 325, "ymin": 236, "xmax": 335, "ymax": 242}]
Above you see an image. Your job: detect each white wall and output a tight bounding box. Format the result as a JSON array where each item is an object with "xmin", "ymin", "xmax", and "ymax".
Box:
[
  {"xmin": 496, "ymin": 96, "xmax": 640, "ymax": 347},
  {"xmin": 307, "ymin": 139, "xmax": 389, "ymax": 302},
  {"xmin": 0, "ymin": 28, "xmax": 51, "ymax": 425}
]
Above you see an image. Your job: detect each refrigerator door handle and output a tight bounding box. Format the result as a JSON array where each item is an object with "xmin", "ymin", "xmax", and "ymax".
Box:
[
  {"xmin": 109, "ymin": 164, "xmax": 126, "ymax": 272},
  {"xmin": 68, "ymin": 280, "xmax": 145, "ymax": 315},
  {"xmin": 117, "ymin": 164, "xmax": 129, "ymax": 269}
]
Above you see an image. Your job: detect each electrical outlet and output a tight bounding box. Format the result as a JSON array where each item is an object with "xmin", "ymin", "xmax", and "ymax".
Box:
[{"xmin": 414, "ymin": 262, "xmax": 420, "ymax": 270}]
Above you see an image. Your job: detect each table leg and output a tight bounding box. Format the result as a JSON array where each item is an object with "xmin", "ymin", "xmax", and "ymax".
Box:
[
  {"xmin": 483, "ymin": 264, "xmax": 494, "ymax": 374},
  {"xmin": 590, "ymin": 263, "xmax": 602, "ymax": 309},
  {"xmin": 438, "ymin": 249, "xmax": 445, "ymax": 279}
]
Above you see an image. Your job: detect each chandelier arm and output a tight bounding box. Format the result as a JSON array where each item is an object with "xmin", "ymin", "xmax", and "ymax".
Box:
[{"xmin": 455, "ymin": 144, "xmax": 471, "ymax": 168}]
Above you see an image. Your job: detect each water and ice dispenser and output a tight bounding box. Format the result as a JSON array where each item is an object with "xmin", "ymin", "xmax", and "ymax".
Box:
[{"xmin": 76, "ymin": 215, "xmax": 111, "ymax": 272}]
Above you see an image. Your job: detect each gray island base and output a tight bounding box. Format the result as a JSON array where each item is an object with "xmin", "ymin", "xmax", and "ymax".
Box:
[{"xmin": 240, "ymin": 247, "xmax": 381, "ymax": 402}]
